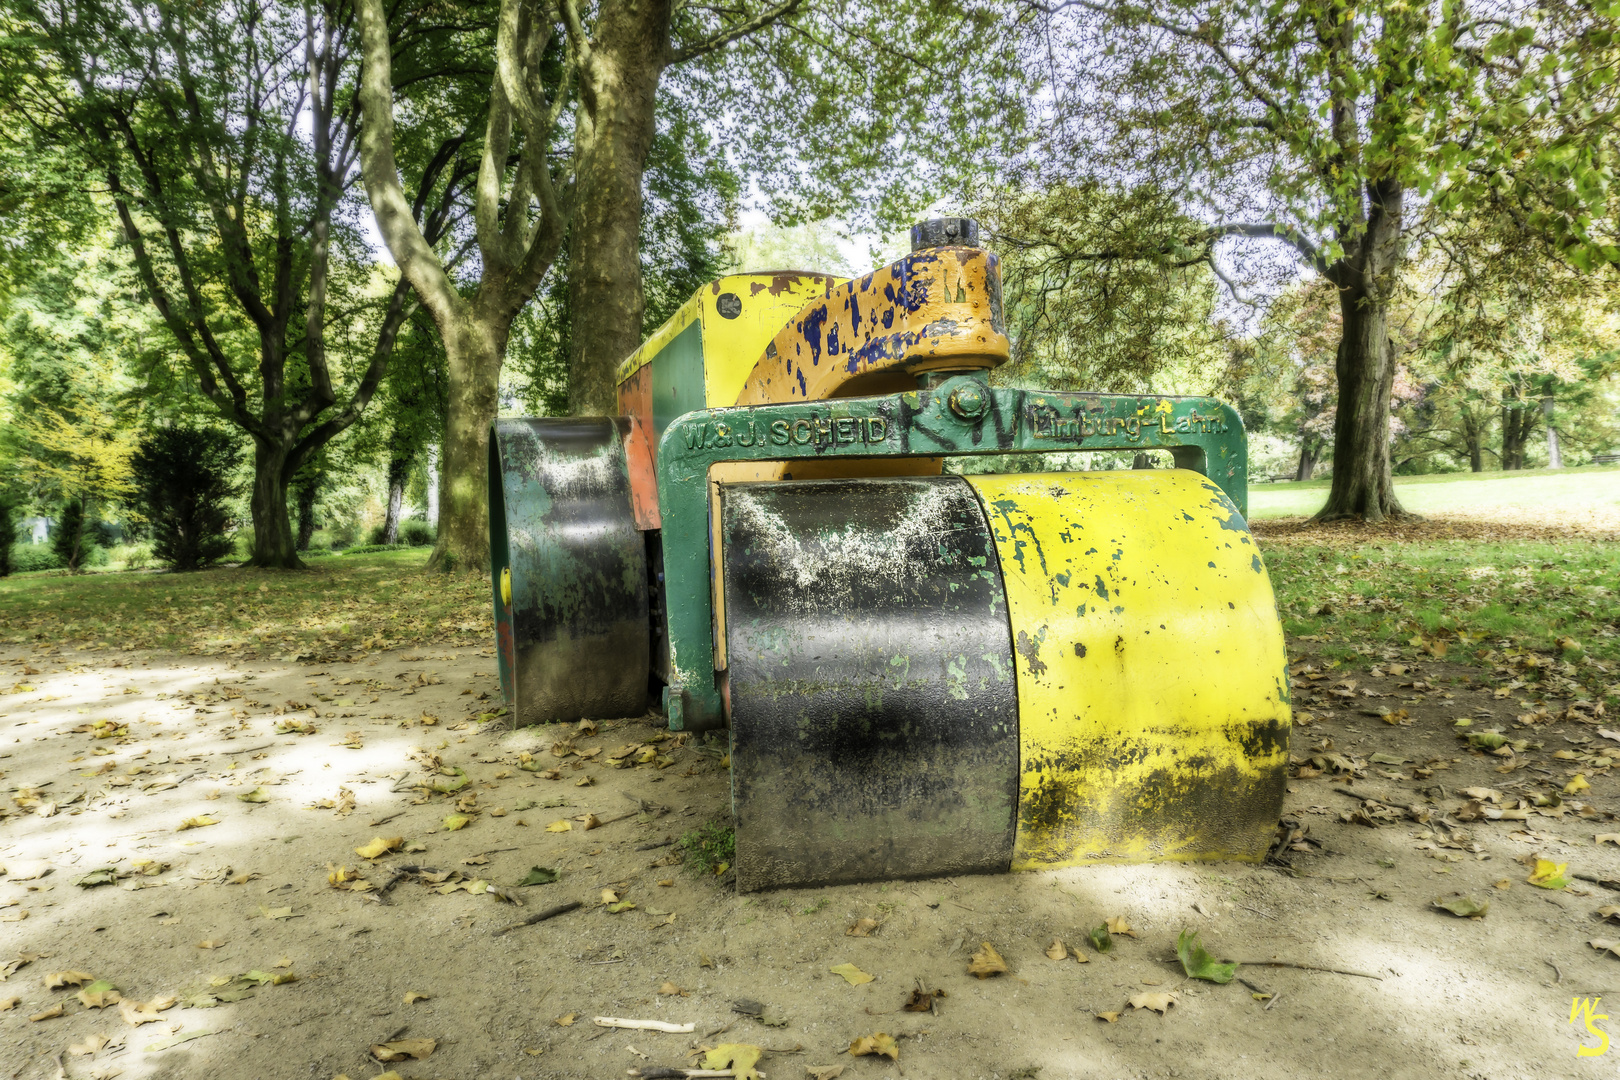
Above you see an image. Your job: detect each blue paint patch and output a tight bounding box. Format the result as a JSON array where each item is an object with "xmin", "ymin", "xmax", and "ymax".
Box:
[
  {"xmin": 1094, "ymin": 576, "xmax": 1109, "ymax": 601},
  {"xmin": 1251, "ymin": 553, "xmax": 1263, "ymax": 573},
  {"xmin": 801, "ymin": 306, "xmax": 829, "ymax": 367},
  {"xmin": 1054, "ymin": 572, "xmax": 1070, "ymax": 587}
]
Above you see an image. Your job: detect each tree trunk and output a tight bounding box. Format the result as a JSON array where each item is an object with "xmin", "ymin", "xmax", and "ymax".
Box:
[
  {"xmin": 1314, "ymin": 291, "xmax": 1406, "ymax": 521},
  {"xmin": 1460, "ymin": 408, "xmax": 1484, "ymax": 472},
  {"xmin": 383, "ymin": 455, "xmax": 409, "ymax": 544},
  {"xmin": 1501, "ymin": 395, "xmax": 1536, "ymax": 470},
  {"xmin": 245, "ymin": 439, "xmax": 301, "ymax": 569},
  {"xmin": 1294, "ymin": 437, "xmax": 1321, "ymax": 481},
  {"xmin": 1542, "ymin": 395, "xmax": 1562, "ymax": 469},
  {"xmin": 296, "ymin": 474, "xmax": 320, "ymax": 552},
  {"xmin": 1314, "ymin": 177, "xmax": 1408, "ymax": 523},
  {"xmin": 427, "ymin": 314, "xmax": 504, "ymax": 573},
  {"xmin": 566, "ymin": 0, "xmax": 672, "ymax": 416},
  {"xmin": 425, "ymin": 445, "xmax": 440, "ymax": 525}
]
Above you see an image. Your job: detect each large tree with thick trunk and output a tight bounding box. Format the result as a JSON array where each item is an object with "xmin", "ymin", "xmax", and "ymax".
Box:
[
  {"xmin": 1024, "ymin": 0, "xmax": 1620, "ymax": 521},
  {"xmin": 358, "ymin": 0, "xmax": 1026, "ymax": 571},
  {"xmin": 5, "ymin": 0, "xmax": 476, "ymax": 566}
]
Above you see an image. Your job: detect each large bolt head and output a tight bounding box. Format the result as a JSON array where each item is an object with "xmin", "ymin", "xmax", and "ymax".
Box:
[
  {"xmin": 948, "ymin": 383, "xmax": 988, "ymax": 421},
  {"xmin": 911, "ymin": 217, "xmax": 981, "ymax": 252}
]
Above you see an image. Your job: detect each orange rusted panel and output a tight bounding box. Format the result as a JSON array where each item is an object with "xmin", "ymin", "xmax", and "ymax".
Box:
[
  {"xmin": 616, "ymin": 366, "xmax": 659, "ymax": 530},
  {"xmin": 734, "ymin": 246, "xmax": 1009, "ymax": 407},
  {"xmin": 620, "ymin": 416, "xmax": 660, "ymax": 531}
]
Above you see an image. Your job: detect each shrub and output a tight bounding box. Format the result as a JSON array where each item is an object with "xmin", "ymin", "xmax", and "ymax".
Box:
[
  {"xmin": 51, "ymin": 498, "xmax": 97, "ymax": 572},
  {"xmin": 327, "ymin": 520, "xmax": 359, "ymax": 550},
  {"xmin": 130, "ymin": 427, "xmax": 242, "ymax": 571},
  {"xmin": 341, "ymin": 543, "xmax": 404, "ymax": 555},
  {"xmin": 12, "ymin": 543, "xmax": 65, "ymax": 573},
  {"xmin": 367, "ymin": 522, "xmax": 390, "ymax": 546},
  {"xmin": 401, "ymin": 520, "xmax": 435, "ymax": 547}
]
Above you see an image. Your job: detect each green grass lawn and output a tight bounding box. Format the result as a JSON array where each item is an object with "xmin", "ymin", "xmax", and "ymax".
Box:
[
  {"xmin": 1249, "ymin": 463, "xmax": 1620, "ymax": 519},
  {"xmin": 0, "ymin": 549, "xmax": 488, "ymax": 659},
  {"xmin": 1263, "ymin": 538, "xmax": 1620, "ymax": 703}
]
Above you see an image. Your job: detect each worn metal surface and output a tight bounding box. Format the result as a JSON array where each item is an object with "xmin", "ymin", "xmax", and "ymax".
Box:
[
  {"xmin": 488, "ymin": 418, "xmax": 649, "ymax": 725},
  {"xmin": 734, "ymin": 246, "xmax": 1010, "ymax": 407},
  {"xmin": 722, "ymin": 477, "xmax": 1018, "ymax": 891},
  {"xmin": 965, "ymin": 470, "xmax": 1291, "ymax": 866},
  {"xmin": 614, "ymin": 271, "xmax": 842, "ymax": 431},
  {"xmin": 910, "ymin": 217, "xmax": 980, "ymax": 251},
  {"xmin": 654, "ymin": 375, "xmax": 1248, "ymax": 729}
]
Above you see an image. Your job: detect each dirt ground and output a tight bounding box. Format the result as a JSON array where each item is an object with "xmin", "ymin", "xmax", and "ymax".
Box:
[{"xmin": 2, "ymin": 633, "xmax": 1618, "ymax": 1080}]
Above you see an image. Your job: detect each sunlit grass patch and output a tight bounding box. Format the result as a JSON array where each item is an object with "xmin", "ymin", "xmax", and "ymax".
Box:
[
  {"xmin": 1263, "ymin": 538, "xmax": 1620, "ymax": 703},
  {"xmin": 0, "ymin": 550, "xmax": 488, "ymax": 660}
]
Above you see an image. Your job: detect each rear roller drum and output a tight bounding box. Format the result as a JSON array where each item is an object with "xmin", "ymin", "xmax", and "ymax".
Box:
[{"xmin": 489, "ymin": 418, "xmax": 649, "ymax": 725}]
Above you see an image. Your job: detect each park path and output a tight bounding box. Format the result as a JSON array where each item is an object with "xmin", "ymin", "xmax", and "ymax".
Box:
[{"xmin": 0, "ymin": 640, "xmax": 1613, "ymax": 1080}]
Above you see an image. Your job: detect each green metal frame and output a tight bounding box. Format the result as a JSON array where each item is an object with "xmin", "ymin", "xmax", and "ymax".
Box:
[{"xmin": 653, "ymin": 374, "xmax": 1249, "ymax": 731}]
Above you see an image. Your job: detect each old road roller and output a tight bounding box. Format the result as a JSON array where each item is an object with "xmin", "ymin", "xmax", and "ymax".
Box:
[{"xmin": 489, "ymin": 217, "xmax": 1290, "ymax": 891}]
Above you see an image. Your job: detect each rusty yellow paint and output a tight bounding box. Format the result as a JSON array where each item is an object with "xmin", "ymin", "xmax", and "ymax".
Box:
[
  {"xmin": 612, "ymin": 272, "xmax": 843, "ymax": 402},
  {"xmin": 965, "ymin": 470, "xmax": 1290, "ymax": 868},
  {"xmin": 734, "ymin": 246, "xmax": 1009, "ymax": 407}
]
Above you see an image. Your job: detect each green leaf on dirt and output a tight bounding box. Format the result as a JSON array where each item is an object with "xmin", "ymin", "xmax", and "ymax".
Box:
[
  {"xmin": 1175, "ymin": 929, "xmax": 1237, "ymax": 983},
  {"xmin": 606, "ymin": 901, "xmax": 636, "ymax": 913},
  {"xmin": 1088, "ymin": 924, "xmax": 1112, "ymax": 953},
  {"xmin": 517, "ymin": 866, "xmax": 559, "ymax": 886},
  {"xmin": 236, "ymin": 787, "xmax": 270, "ymax": 803},
  {"xmin": 442, "ymin": 814, "xmax": 472, "ymax": 831},
  {"xmin": 74, "ymin": 867, "xmax": 118, "ymax": 888},
  {"xmin": 430, "ymin": 772, "xmax": 469, "ymax": 794},
  {"xmin": 1432, "ymin": 894, "xmax": 1489, "ymax": 918},
  {"xmin": 1467, "ymin": 732, "xmax": 1508, "ymax": 751}
]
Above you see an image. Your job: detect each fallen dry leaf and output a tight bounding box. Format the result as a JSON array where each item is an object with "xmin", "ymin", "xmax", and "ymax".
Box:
[
  {"xmin": 29, "ymin": 1003, "xmax": 63, "ymax": 1021},
  {"xmin": 849, "ymin": 1033, "xmax": 899, "ymax": 1060},
  {"xmin": 658, "ymin": 982, "xmax": 688, "ymax": 996},
  {"xmin": 372, "ymin": 1038, "xmax": 436, "ymax": 1062},
  {"xmin": 196, "ymin": 939, "xmax": 227, "ymax": 950},
  {"xmin": 1597, "ymin": 834, "xmax": 1620, "ymax": 847},
  {"xmin": 118, "ymin": 996, "xmax": 176, "ymax": 1025},
  {"xmin": 354, "ymin": 836, "xmax": 403, "ymax": 860},
  {"xmin": 968, "ymin": 941, "xmax": 1009, "ymax": 978},
  {"xmin": 1129, "ymin": 991, "xmax": 1176, "ymax": 1014},
  {"xmin": 902, "ymin": 986, "xmax": 945, "ymax": 1012},
  {"xmin": 77, "ymin": 980, "xmax": 121, "ymax": 1008},
  {"xmin": 554, "ymin": 1013, "xmax": 577, "ymax": 1026},
  {"xmin": 404, "ymin": 992, "xmax": 430, "ymax": 1004},
  {"xmin": 546, "ymin": 820, "xmax": 572, "ymax": 833},
  {"xmin": 807, "ymin": 1067, "xmax": 845, "ymax": 1080},
  {"xmin": 1045, "ymin": 939, "xmax": 1068, "ymax": 961},
  {"xmin": 1106, "ymin": 916, "xmax": 1137, "ymax": 937},
  {"xmin": 830, "ymin": 963, "xmax": 875, "ymax": 986},
  {"xmin": 846, "ymin": 918, "xmax": 880, "ymax": 937},
  {"xmin": 45, "ymin": 970, "xmax": 97, "ymax": 989},
  {"xmin": 703, "ymin": 1043, "xmax": 763, "ymax": 1080},
  {"xmin": 176, "ymin": 815, "xmax": 219, "ymax": 831},
  {"xmin": 0, "ymin": 996, "xmax": 17, "ymax": 1011},
  {"xmin": 68, "ymin": 1033, "xmax": 109, "ymax": 1056},
  {"xmin": 1096, "ymin": 1011, "xmax": 1121, "ymax": 1023}
]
